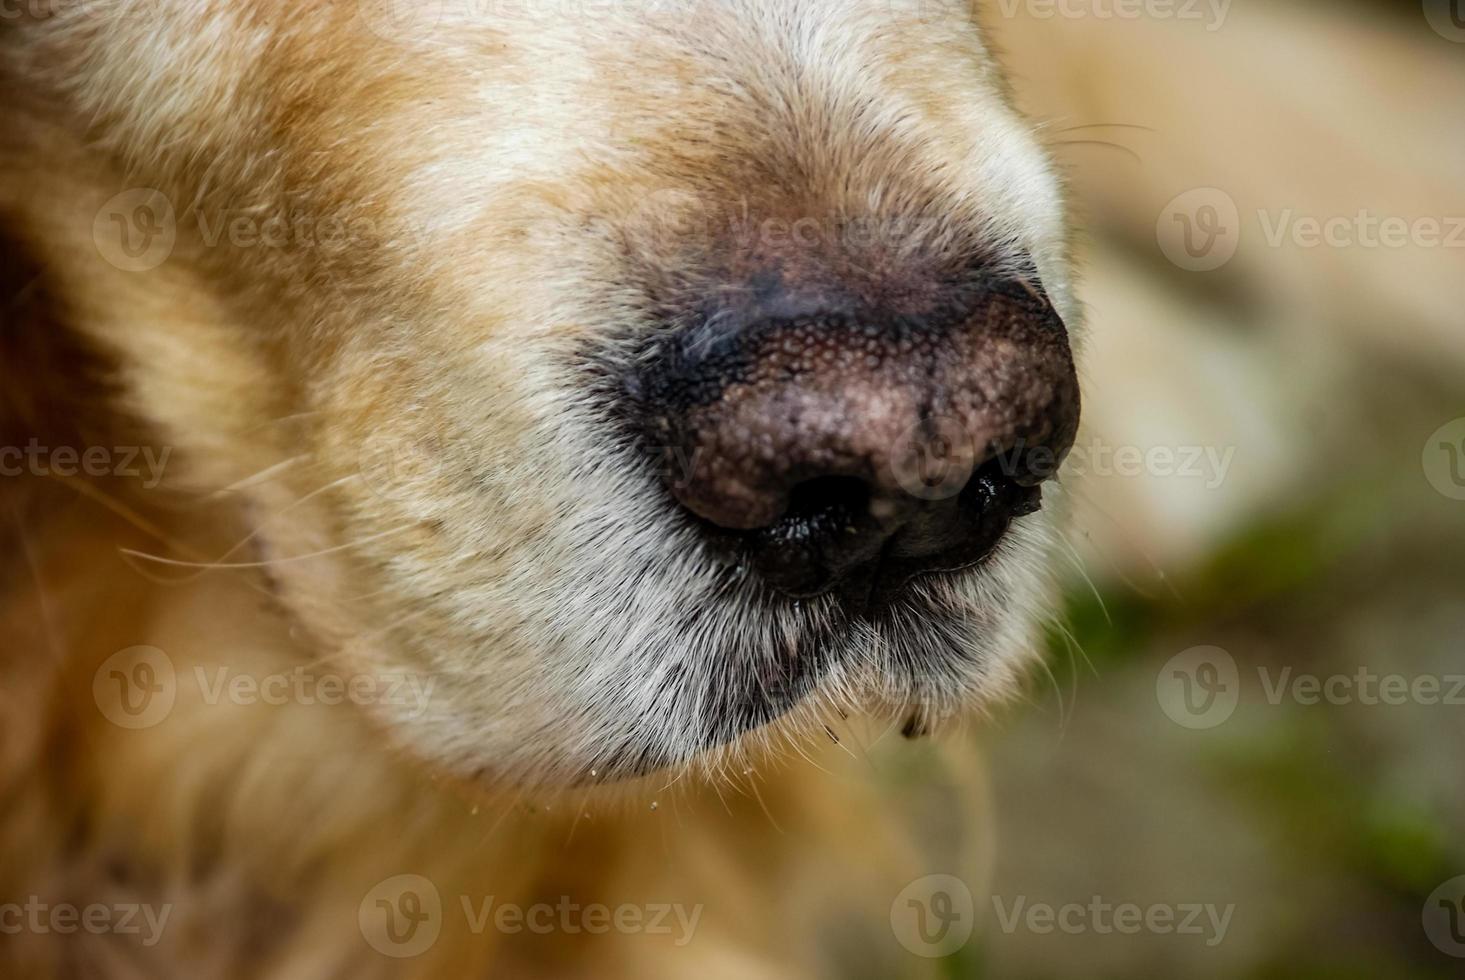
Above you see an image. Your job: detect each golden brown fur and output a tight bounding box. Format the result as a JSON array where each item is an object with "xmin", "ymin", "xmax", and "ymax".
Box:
[
  {"xmin": 0, "ymin": 212, "xmax": 993, "ymax": 980},
  {"xmin": 13, "ymin": 0, "xmax": 1463, "ymax": 974},
  {"xmin": 2, "ymin": 3, "xmax": 1036, "ymax": 976}
]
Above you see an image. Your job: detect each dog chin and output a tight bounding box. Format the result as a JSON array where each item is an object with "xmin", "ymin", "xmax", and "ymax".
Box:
[{"xmin": 572, "ymin": 509, "xmax": 1052, "ymax": 784}]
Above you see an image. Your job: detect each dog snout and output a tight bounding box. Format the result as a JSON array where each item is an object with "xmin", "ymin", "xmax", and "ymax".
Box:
[{"xmin": 637, "ymin": 275, "xmax": 1081, "ymax": 608}]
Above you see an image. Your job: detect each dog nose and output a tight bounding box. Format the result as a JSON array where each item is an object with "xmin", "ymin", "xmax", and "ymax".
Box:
[{"xmin": 637, "ymin": 276, "xmax": 1080, "ymax": 608}]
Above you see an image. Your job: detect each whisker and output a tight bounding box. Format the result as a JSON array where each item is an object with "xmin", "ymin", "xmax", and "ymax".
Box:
[
  {"xmin": 1049, "ymin": 618, "xmax": 1097, "ymax": 680},
  {"xmin": 1051, "ymin": 122, "xmax": 1157, "ymax": 134},
  {"xmin": 746, "ymin": 775, "xmax": 784, "ymax": 835},
  {"xmin": 1060, "ymin": 539, "xmax": 1111, "ymax": 627},
  {"xmin": 1050, "ymin": 139, "xmax": 1144, "ymax": 164},
  {"xmin": 47, "ymin": 474, "xmax": 208, "ymax": 562},
  {"xmin": 117, "ymin": 473, "xmax": 363, "ymax": 584},
  {"xmin": 1058, "ymin": 479, "xmax": 1176, "ymax": 600},
  {"xmin": 119, "ymin": 523, "xmax": 415, "ymax": 571},
  {"xmin": 200, "ymin": 454, "xmax": 312, "ymax": 500},
  {"xmin": 243, "ymin": 410, "xmax": 324, "ymax": 436},
  {"xmin": 1033, "ymin": 647, "xmax": 1069, "ymax": 732},
  {"xmin": 292, "ymin": 603, "xmax": 442, "ymax": 672}
]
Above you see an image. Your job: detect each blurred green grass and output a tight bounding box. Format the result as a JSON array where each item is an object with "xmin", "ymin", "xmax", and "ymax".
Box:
[{"xmin": 971, "ymin": 368, "xmax": 1465, "ymax": 978}]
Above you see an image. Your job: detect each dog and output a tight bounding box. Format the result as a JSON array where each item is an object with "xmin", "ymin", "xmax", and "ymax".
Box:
[{"xmin": 0, "ymin": 2, "xmax": 1081, "ymax": 976}]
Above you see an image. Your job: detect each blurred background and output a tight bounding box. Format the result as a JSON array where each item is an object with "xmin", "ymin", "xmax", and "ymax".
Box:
[{"xmin": 961, "ymin": 1, "xmax": 1465, "ymax": 976}]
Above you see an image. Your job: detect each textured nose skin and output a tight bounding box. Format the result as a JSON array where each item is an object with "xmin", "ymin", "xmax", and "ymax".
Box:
[
  {"xmin": 634, "ymin": 274, "xmax": 1079, "ymax": 608},
  {"xmin": 645, "ymin": 277, "xmax": 1080, "ymax": 530}
]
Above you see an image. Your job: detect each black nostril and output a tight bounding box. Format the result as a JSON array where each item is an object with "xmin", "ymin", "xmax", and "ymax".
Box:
[
  {"xmin": 739, "ymin": 461, "xmax": 1043, "ymax": 608},
  {"xmin": 775, "ymin": 476, "xmax": 870, "ymax": 532},
  {"xmin": 746, "ymin": 476, "xmax": 875, "ymax": 600},
  {"xmin": 964, "ymin": 462, "xmax": 1043, "ymax": 520}
]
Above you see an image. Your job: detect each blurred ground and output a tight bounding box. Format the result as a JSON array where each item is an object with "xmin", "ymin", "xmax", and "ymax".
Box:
[{"xmin": 965, "ymin": 0, "xmax": 1465, "ymax": 975}]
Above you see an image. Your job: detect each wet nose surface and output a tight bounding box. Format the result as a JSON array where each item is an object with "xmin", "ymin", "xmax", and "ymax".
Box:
[{"xmin": 636, "ymin": 276, "xmax": 1080, "ymax": 610}]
